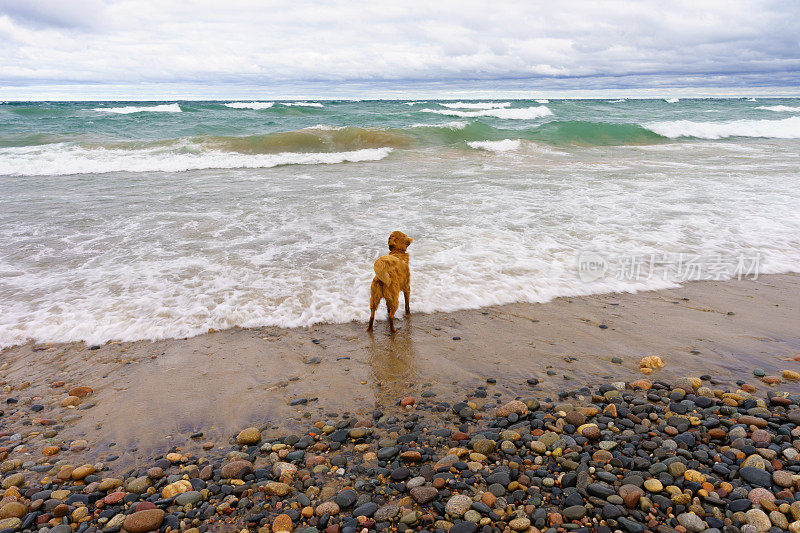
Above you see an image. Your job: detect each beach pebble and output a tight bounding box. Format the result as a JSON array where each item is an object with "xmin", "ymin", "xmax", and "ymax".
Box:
[
  {"xmin": 445, "ymin": 494, "xmax": 472, "ymax": 516},
  {"xmin": 236, "ymin": 427, "xmax": 261, "ymax": 445},
  {"xmin": 123, "ymin": 509, "xmax": 165, "ymax": 533}
]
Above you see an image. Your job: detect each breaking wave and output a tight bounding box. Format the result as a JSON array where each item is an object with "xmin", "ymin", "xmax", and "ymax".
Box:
[
  {"xmin": 664, "ymin": 98, "xmax": 680, "ymax": 103},
  {"xmin": 281, "ymin": 102, "xmax": 324, "ymax": 107},
  {"xmin": 439, "ymin": 102, "xmax": 510, "ymax": 109},
  {"xmin": 0, "ymin": 144, "xmax": 392, "ymax": 176},
  {"xmin": 757, "ymin": 105, "xmax": 800, "ymax": 112},
  {"xmin": 224, "ymin": 102, "xmax": 274, "ymax": 109},
  {"xmin": 410, "ymin": 121, "xmax": 468, "ymax": 130},
  {"xmin": 645, "ymin": 116, "xmax": 800, "ymax": 139},
  {"xmin": 93, "ymin": 103, "xmax": 183, "ymax": 114},
  {"xmin": 421, "ymin": 105, "xmax": 553, "ymax": 120},
  {"xmin": 467, "ymin": 139, "xmax": 521, "ymax": 152}
]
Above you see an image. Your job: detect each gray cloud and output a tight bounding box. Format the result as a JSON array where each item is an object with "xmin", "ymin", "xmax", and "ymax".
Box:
[{"xmin": 0, "ymin": 0, "xmax": 798, "ymax": 94}]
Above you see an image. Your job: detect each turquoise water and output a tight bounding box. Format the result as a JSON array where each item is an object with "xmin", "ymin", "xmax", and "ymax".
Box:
[
  {"xmin": 2, "ymin": 99, "xmax": 800, "ymax": 155},
  {"xmin": 1, "ymin": 98, "xmax": 799, "ymax": 346}
]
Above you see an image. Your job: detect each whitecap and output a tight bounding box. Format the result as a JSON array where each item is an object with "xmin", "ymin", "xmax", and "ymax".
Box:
[
  {"xmin": 281, "ymin": 102, "xmax": 324, "ymax": 107},
  {"xmin": 0, "ymin": 144, "xmax": 393, "ymax": 176},
  {"xmin": 421, "ymin": 106, "xmax": 553, "ymax": 120},
  {"xmin": 224, "ymin": 101, "xmax": 274, "ymax": 109},
  {"xmin": 402, "ymin": 101, "xmax": 427, "ymax": 105},
  {"xmin": 440, "ymin": 102, "xmax": 510, "ymax": 109},
  {"xmin": 93, "ymin": 103, "xmax": 182, "ymax": 114},
  {"xmin": 644, "ymin": 116, "xmax": 800, "ymax": 139},
  {"xmin": 756, "ymin": 105, "xmax": 800, "ymax": 112},
  {"xmin": 664, "ymin": 98, "xmax": 680, "ymax": 103},
  {"xmin": 410, "ymin": 121, "xmax": 468, "ymax": 130},
  {"xmin": 467, "ymin": 139, "xmax": 521, "ymax": 152},
  {"xmin": 535, "ymin": 99, "xmax": 550, "ymax": 104}
]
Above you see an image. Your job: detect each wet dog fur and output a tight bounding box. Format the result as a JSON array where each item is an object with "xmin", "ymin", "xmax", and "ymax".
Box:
[{"xmin": 368, "ymin": 231, "xmax": 412, "ymax": 333}]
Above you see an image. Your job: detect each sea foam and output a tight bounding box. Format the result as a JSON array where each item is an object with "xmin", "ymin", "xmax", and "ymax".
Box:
[
  {"xmin": 224, "ymin": 102, "xmax": 274, "ymax": 109},
  {"xmin": 0, "ymin": 145, "xmax": 393, "ymax": 176},
  {"xmin": 93, "ymin": 103, "xmax": 183, "ymax": 114},
  {"xmin": 467, "ymin": 139, "xmax": 521, "ymax": 152},
  {"xmin": 645, "ymin": 116, "xmax": 800, "ymax": 139},
  {"xmin": 439, "ymin": 102, "xmax": 511, "ymax": 109},
  {"xmin": 421, "ymin": 106, "xmax": 553, "ymax": 120},
  {"xmin": 281, "ymin": 102, "xmax": 324, "ymax": 107},
  {"xmin": 410, "ymin": 121, "xmax": 468, "ymax": 130},
  {"xmin": 757, "ymin": 105, "xmax": 800, "ymax": 112}
]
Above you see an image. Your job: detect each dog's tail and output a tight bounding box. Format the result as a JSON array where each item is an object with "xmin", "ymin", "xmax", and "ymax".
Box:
[{"xmin": 373, "ymin": 259, "xmax": 391, "ymax": 285}]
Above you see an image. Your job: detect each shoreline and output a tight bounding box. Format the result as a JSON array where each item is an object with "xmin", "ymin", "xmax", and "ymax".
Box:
[
  {"xmin": 0, "ymin": 274, "xmax": 799, "ymax": 532},
  {"xmin": 1, "ymin": 274, "xmax": 798, "ymax": 465}
]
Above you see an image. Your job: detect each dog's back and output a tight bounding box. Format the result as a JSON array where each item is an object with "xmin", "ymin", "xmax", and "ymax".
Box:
[{"xmin": 373, "ymin": 254, "xmax": 408, "ymax": 292}]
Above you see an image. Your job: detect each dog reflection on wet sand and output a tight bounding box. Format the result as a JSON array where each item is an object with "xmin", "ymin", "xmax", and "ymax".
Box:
[{"xmin": 367, "ymin": 231, "xmax": 412, "ymax": 333}]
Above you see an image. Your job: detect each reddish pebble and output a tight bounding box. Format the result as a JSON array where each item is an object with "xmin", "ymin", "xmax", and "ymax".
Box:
[
  {"xmin": 53, "ymin": 504, "xmax": 69, "ymax": 518},
  {"xmin": 68, "ymin": 386, "xmax": 94, "ymax": 398},
  {"xmin": 548, "ymin": 512, "xmax": 564, "ymax": 526},
  {"xmin": 104, "ymin": 492, "xmax": 126, "ymax": 504},
  {"xmin": 400, "ymin": 397, "xmax": 415, "ymax": 407},
  {"xmin": 134, "ymin": 501, "xmax": 156, "ymax": 512}
]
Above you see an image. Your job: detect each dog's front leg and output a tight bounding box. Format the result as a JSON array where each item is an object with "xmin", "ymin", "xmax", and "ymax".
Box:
[{"xmin": 403, "ymin": 288, "xmax": 411, "ymax": 315}]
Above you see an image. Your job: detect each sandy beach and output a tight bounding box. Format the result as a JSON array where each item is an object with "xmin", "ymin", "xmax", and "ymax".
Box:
[{"xmin": 3, "ymin": 273, "xmax": 798, "ymax": 466}]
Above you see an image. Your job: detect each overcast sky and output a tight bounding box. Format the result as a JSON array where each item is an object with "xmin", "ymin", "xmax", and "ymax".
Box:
[{"xmin": 1, "ymin": 0, "xmax": 798, "ymax": 99}]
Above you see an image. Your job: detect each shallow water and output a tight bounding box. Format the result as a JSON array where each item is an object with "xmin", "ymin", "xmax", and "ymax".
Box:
[{"xmin": 1, "ymin": 99, "xmax": 800, "ymax": 346}]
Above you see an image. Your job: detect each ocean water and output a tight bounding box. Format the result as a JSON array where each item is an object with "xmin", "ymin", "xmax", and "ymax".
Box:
[{"xmin": 1, "ymin": 98, "xmax": 799, "ymax": 347}]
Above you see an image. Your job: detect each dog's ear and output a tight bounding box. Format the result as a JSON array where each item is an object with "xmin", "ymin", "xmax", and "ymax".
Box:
[{"xmin": 406, "ymin": 237, "xmax": 413, "ymax": 246}]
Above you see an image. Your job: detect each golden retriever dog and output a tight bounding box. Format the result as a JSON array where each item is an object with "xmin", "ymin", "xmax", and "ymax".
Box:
[{"xmin": 368, "ymin": 231, "xmax": 412, "ymax": 333}]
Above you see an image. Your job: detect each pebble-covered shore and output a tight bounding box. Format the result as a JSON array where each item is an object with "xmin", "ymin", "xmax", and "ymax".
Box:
[{"xmin": 4, "ymin": 370, "xmax": 800, "ymax": 533}]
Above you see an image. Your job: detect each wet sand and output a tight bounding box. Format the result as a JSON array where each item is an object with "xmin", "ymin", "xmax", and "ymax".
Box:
[{"xmin": 1, "ymin": 273, "xmax": 798, "ymax": 467}]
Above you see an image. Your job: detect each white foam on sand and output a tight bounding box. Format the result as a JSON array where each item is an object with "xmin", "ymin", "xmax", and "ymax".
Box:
[{"xmin": 421, "ymin": 106, "xmax": 553, "ymax": 120}]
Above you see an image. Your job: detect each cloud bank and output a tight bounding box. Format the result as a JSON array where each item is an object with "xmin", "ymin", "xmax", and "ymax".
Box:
[{"xmin": 0, "ymin": 0, "xmax": 798, "ymax": 97}]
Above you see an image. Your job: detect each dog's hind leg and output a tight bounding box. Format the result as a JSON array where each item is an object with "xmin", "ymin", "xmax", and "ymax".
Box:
[
  {"xmin": 368, "ymin": 281, "xmax": 381, "ymax": 332},
  {"xmin": 386, "ymin": 295, "xmax": 399, "ymax": 333}
]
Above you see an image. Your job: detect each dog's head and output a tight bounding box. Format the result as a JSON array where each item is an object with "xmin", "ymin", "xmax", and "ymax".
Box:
[{"xmin": 388, "ymin": 231, "xmax": 413, "ymax": 252}]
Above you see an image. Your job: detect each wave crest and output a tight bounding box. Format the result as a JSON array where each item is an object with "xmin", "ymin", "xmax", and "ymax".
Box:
[
  {"xmin": 645, "ymin": 116, "xmax": 800, "ymax": 139},
  {"xmin": 757, "ymin": 105, "xmax": 800, "ymax": 112},
  {"xmin": 93, "ymin": 103, "xmax": 182, "ymax": 114},
  {"xmin": 0, "ymin": 144, "xmax": 392, "ymax": 176},
  {"xmin": 440, "ymin": 102, "xmax": 510, "ymax": 109},
  {"xmin": 467, "ymin": 139, "xmax": 521, "ymax": 152},
  {"xmin": 421, "ymin": 105, "xmax": 553, "ymax": 120},
  {"xmin": 224, "ymin": 102, "xmax": 274, "ymax": 109},
  {"xmin": 281, "ymin": 102, "xmax": 324, "ymax": 107}
]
